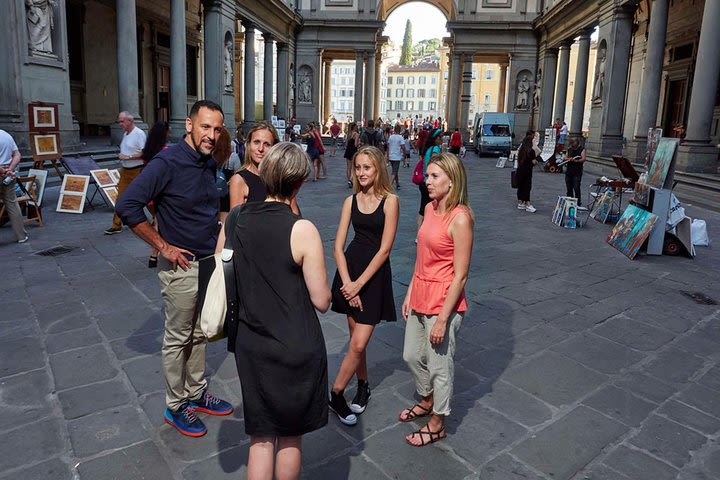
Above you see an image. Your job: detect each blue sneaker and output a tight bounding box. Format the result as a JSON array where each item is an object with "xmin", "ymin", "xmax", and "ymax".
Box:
[
  {"xmin": 164, "ymin": 404, "xmax": 207, "ymax": 437},
  {"xmin": 189, "ymin": 390, "xmax": 234, "ymax": 416}
]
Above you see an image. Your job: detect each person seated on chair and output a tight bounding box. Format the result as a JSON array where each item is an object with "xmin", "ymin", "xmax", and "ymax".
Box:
[
  {"xmin": 563, "ymin": 137, "xmax": 587, "ymax": 210},
  {"xmin": 0, "ymin": 129, "xmax": 28, "ymax": 243}
]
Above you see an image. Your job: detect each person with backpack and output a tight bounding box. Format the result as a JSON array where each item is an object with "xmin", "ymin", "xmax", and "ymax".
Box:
[
  {"xmin": 303, "ymin": 122, "xmax": 326, "ymax": 181},
  {"xmin": 359, "ymin": 120, "xmax": 383, "ymax": 150}
]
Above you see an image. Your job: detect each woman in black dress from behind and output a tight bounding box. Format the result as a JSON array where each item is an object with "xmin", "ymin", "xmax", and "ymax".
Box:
[
  {"xmin": 329, "ymin": 146, "xmax": 399, "ymax": 426},
  {"xmin": 516, "ymin": 130, "xmax": 539, "ymax": 213},
  {"xmin": 228, "ymin": 142, "xmax": 331, "ymax": 480}
]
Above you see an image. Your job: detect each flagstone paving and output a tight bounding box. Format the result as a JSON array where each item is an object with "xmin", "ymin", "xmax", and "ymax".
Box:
[{"xmin": 1, "ymin": 150, "xmax": 720, "ymax": 480}]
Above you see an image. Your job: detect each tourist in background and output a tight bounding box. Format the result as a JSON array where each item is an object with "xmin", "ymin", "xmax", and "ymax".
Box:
[
  {"xmin": 142, "ymin": 121, "xmax": 170, "ymax": 267},
  {"xmin": 516, "ymin": 130, "xmax": 538, "ymax": 213},
  {"xmin": 400, "ymin": 152, "xmax": 473, "ymax": 447},
  {"xmin": 329, "ymin": 119, "xmax": 341, "ymax": 157},
  {"xmin": 0, "ymin": 129, "xmax": 28, "ymax": 243},
  {"xmin": 344, "ymin": 122, "xmax": 360, "ymax": 188},
  {"xmin": 449, "ymin": 128, "xmax": 462, "ymax": 155},
  {"xmin": 563, "ymin": 137, "xmax": 587, "ymax": 210},
  {"xmin": 386, "ymin": 124, "xmax": 406, "ymax": 190},
  {"xmin": 229, "ymin": 142, "xmax": 330, "ymax": 480},
  {"xmin": 417, "ymin": 129, "xmax": 443, "ymax": 236},
  {"xmin": 105, "ymin": 111, "xmax": 146, "ymax": 235}
]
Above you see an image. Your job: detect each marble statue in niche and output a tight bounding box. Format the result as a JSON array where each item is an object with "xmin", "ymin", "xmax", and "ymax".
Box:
[
  {"xmin": 26, "ymin": 0, "xmax": 57, "ymax": 55},
  {"xmin": 532, "ymin": 68, "xmax": 542, "ymax": 110},
  {"xmin": 593, "ymin": 44, "xmax": 606, "ymax": 102},
  {"xmin": 298, "ymin": 66, "xmax": 312, "ymax": 104},
  {"xmin": 515, "ymin": 73, "xmax": 530, "ymax": 110},
  {"xmin": 224, "ymin": 38, "xmax": 234, "ymax": 91}
]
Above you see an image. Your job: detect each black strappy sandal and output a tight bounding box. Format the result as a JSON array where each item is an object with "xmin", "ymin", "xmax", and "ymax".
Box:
[
  {"xmin": 406, "ymin": 425, "xmax": 446, "ymax": 447},
  {"xmin": 398, "ymin": 403, "xmax": 432, "ymax": 422}
]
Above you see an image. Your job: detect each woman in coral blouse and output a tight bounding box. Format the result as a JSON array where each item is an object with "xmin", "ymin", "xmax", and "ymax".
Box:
[{"xmin": 399, "ymin": 152, "xmax": 474, "ymax": 447}]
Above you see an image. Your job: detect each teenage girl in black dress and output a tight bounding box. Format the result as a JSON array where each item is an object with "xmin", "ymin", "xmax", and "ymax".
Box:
[{"xmin": 328, "ymin": 146, "xmax": 399, "ymax": 425}]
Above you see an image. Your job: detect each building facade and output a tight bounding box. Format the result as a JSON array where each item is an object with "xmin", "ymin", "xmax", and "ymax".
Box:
[
  {"xmin": 1, "ymin": 0, "xmax": 718, "ymax": 172},
  {"xmin": 384, "ymin": 62, "xmax": 442, "ymax": 120}
]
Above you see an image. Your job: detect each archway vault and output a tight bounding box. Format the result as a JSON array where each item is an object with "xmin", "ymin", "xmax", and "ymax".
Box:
[{"xmin": 378, "ymin": 0, "xmax": 456, "ymax": 22}]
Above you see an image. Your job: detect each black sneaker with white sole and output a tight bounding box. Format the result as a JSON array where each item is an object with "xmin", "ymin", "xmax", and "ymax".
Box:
[
  {"xmin": 329, "ymin": 390, "xmax": 357, "ymax": 426},
  {"xmin": 350, "ymin": 380, "xmax": 371, "ymax": 414}
]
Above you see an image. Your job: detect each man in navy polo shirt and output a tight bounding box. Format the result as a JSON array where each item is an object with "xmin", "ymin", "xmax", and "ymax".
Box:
[{"xmin": 116, "ymin": 100, "xmax": 233, "ymax": 437}]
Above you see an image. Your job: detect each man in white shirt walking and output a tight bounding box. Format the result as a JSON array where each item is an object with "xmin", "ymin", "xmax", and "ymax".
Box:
[
  {"xmin": 0, "ymin": 129, "xmax": 28, "ymax": 243},
  {"xmin": 105, "ymin": 111, "xmax": 146, "ymax": 235},
  {"xmin": 386, "ymin": 124, "xmax": 406, "ymax": 190}
]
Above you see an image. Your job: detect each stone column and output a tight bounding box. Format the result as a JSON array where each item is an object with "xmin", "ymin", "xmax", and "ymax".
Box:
[
  {"xmin": 276, "ymin": 43, "xmax": 289, "ymax": 120},
  {"xmin": 243, "ymin": 22, "xmax": 256, "ymax": 127},
  {"xmin": 633, "ymin": 0, "xmax": 669, "ymax": 142},
  {"xmin": 113, "ymin": 0, "xmax": 146, "ymax": 143},
  {"xmin": 447, "ymin": 52, "xmax": 461, "ymax": 129},
  {"xmin": 538, "ymin": 48, "xmax": 558, "ymax": 130},
  {"xmin": 354, "ymin": 51, "xmax": 364, "ymax": 123},
  {"xmin": 459, "ymin": 53, "xmax": 473, "ymax": 141},
  {"xmin": 203, "ymin": 0, "xmax": 222, "ymax": 104},
  {"xmin": 498, "ymin": 63, "xmax": 508, "ymax": 113},
  {"xmin": 554, "ymin": 41, "xmax": 571, "ymax": 121},
  {"xmin": 323, "ymin": 59, "xmax": 332, "ymax": 123},
  {"xmin": 586, "ymin": 6, "xmax": 634, "ymax": 157},
  {"xmin": 569, "ymin": 30, "xmax": 591, "ymax": 136},
  {"xmin": 676, "ymin": 0, "xmax": 720, "ymax": 172},
  {"xmin": 263, "ymin": 33, "xmax": 274, "ymax": 121},
  {"xmin": 364, "ymin": 51, "xmax": 376, "ymax": 123},
  {"xmin": 169, "ymin": 0, "xmax": 187, "ymax": 138},
  {"xmin": 374, "ymin": 54, "xmax": 382, "ymax": 122}
]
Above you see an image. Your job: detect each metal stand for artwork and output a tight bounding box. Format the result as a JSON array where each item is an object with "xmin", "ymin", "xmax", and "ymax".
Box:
[{"xmin": 646, "ymin": 173, "xmax": 675, "ymax": 255}]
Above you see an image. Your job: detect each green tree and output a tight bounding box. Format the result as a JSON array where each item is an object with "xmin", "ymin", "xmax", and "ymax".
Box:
[
  {"xmin": 413, "ymin": 38, "xmax": 442, "ymax": 59},
  {"xmin": 400, "ymin": 20, "xmax": 413, "ymax": 65}
]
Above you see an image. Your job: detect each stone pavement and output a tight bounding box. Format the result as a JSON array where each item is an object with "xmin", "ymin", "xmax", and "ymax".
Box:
[{"xmin": 2, "ymin": 150, "xmax": 720, "ymax": 480}]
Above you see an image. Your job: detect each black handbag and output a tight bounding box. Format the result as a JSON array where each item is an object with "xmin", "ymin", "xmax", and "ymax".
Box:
[{"xmin": 511, "ymin": 170, "xmax": 518, "ymax": 189}]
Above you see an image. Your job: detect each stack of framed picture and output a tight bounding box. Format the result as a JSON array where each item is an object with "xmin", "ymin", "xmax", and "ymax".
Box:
[
  {"xmin": 551, "ymin": 196, "xmax": 578, "ymax": 229},
  {"xmin": 56, "ymin": 175, "xmax": 90, "ymax": 214},
  {"xmin": 90, "ymin": 169, "xmax": 120, "ymax": 206},
  {"xmin": 28, "ymin": 102, "xmax": 64, "ymax": 178}
]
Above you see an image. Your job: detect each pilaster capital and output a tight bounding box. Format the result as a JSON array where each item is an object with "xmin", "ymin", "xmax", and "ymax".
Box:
[
  {"xmin": 576, "ymin": 27, "xmax": 594, "ymax": 40},
  {"xmin": 241, "ymin": 20, "xmax": 255, "ymax": 31},
  {"xmin": 202, "ymin": 0, "xmax": 222, "ymax": 12},
  {"xmin": 262, "ymin": 32, "xmax": 273, "ymax": 43},
  {"xmin": 557, "ymin": 39, "xmax": 573, "ymax": 50},
  {"xmin": 276, "ymin": 42, "xmax": 288, "ymax": 52}
]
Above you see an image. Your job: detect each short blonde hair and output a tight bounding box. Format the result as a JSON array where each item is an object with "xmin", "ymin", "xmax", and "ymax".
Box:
[
  {"xmin": 259, "ymin": 142, "xmax": 311, "ymax": 200},
  {"xmin": 428, "ymin": 153, "xmax": 474, "ymax": 221},
  {"xmin": 352, "ymin": 146, "xmax": 393, "ymax": 197}
]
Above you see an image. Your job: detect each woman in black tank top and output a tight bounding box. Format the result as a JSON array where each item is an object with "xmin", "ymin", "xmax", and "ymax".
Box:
[{"xmin": 228, "ymin": 122, "xmax": 277, "ymax": 208}]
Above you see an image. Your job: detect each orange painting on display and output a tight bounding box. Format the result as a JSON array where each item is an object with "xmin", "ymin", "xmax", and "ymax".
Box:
[
  {"xmin": 64, "ymin": 175, "xmax": 88, "ymax": 193},
  {"xmin": 59, "ymin": 194, "xmax": 82, "ymax": 212},
  {"xmin": 35, "ymin": 135, "xmax": 58, "ymax": 155}
]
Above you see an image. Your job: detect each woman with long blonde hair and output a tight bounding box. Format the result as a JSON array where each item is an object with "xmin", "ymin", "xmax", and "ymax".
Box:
[
  {"xmin": 399, "ymin": 152, "xmax": 473, "ymax": 447},
  {"xmin": 328, "ymin": 146, "xmax": 399, "ymax": 426}
]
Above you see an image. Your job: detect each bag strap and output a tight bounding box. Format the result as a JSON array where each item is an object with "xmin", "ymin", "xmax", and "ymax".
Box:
[{"xmin": 223, "ymin": 208, "xmax": 241, "ymax": 341}]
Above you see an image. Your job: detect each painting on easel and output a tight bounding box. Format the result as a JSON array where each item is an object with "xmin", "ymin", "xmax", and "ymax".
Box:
[{"xmin": 646, "ymin": 138, "xmax": 678, "ymax": 189}]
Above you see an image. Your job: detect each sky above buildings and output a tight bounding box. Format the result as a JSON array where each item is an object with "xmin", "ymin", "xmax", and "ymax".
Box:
[{"xmin": 383, "ymin": 2, "xmax": 450, "ymax": 46}]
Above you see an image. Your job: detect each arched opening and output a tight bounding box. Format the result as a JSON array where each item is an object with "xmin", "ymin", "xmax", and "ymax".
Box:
[
  {"xmin": 378, "ymin": 0, "xmax": 456, "ymax": 22},
  {"xmin": 378, "ymin": 2, "xmax": 451, "ymax": 123}
]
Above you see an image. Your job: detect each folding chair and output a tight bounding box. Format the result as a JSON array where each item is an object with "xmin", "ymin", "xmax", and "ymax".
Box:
[{"xmin": 0, "ymin": 175, "xmax": 42, "ymax": 226}]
